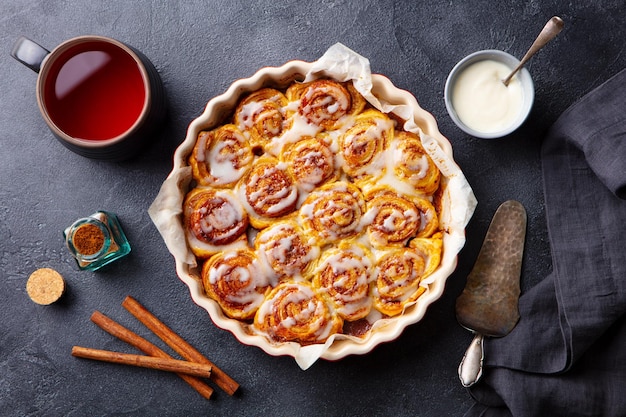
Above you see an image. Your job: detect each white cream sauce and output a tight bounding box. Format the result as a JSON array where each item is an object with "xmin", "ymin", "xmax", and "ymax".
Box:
[{"xmin": 451, "ymin": 59, "xmax": 524, "ymax": 134}]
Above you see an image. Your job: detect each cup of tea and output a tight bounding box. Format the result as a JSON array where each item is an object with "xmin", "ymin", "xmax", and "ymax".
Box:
[{"xmin": 11, "ymin": 35, "xmax": 167, "ymax": 160}]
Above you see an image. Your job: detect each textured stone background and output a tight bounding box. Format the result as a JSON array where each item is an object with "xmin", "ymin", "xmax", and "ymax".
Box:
[{"xmin": 1, "ymin": 1, "xmax": 625, "ymax": 415}]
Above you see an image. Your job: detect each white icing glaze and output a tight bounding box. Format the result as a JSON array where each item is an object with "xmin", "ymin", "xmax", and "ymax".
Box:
[
  {"xmin": 246, "ymin": 165, "xmax": 298, "ymax": 215},
  {"xmin": 301, "ymin": 85, "xmax": 350, "ymax": 123},
  {"xmin": 376, "ymin": 251, "xmax": 422, "ymax": 296},
  {"xmin": 269, "ymin": 111, "xmax": 322, "ymax": 156},
  {"xmin": 198, "ymin": 191, "xmax": 244, "ymax": 240},
  {"xmin": 341, "ymin": 117, "xmax": 392, "ymax": 177},
  {"xmin": 236, "ymin": 91, "xmax": 286, "ymax": 134},
  {"xmin": 316, "ymin": 246, "xmax": 375, "ymax": 318},
  {"xmin": 208, "ymin": 254, "xmax": 268, "ymax": 314},
  {"xmin": 207, "ymin": 139, "xmax": 252, "ymax": 185},
  {"xmin": 195, "ymin": 132, "xmax": 209, "ymax": 162},
  {"xmin": 237, "ymin": 100, "xmax": 267, "ymax": 129},
  {"xmin": 256, "ymin": 222, "xmax": 320, "ymax": 280},
  {"xmin": 451, "ymin": 59, "xmax": 524, "ymax": 133},
  {"xmin": 256, "ymin": 283, "xmax": 336, "ymax": 342},
  {"xmin": 393, "ymin": 141, "xmax": 430, "ymax": 181},
  {"xmin": 300, "ymin": 184, "xmax": 365, "ymax": 241}
]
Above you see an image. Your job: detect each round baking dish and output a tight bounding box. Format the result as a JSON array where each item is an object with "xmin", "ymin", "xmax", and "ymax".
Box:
[{"xmin": 151, "ymin": 56, "xmax": 476, "ymax": 369}]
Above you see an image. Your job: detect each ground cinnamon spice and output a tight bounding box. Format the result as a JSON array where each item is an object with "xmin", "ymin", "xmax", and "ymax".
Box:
[
  {"xmin": 73, "ymin": 223, "xmax": 105, "ymax": 255},
  {"xmin": 64, "ymin": 211, "xmax": 131, "ymax": 271}
]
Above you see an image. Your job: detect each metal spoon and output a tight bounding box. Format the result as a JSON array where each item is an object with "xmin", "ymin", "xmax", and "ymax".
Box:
[{"xmin": 502, "ymin": 16, "xmax": 564, "ymax": 86}]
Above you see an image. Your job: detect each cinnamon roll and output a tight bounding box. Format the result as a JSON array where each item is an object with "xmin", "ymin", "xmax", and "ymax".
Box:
[
  {"xmin": 393, "ymin": 131, "xmax": 441, "ymax": 195},
  {"xmin": 312, "ymin": 243, "xmax": 374, "ymax": 321},
  {"xmin": 365, "ymin": 192, "xmax": 421, "ymax": 249},
  {"xmin": 409, "ymin": 231, "xmax": 443, "ymax": 280},
  {"xmin": 254, "ymin": 281, "xmax": 343, "ymax": 345},
  {"xmin": 286, "ymin": 79, "xmax": 366, "ymax": 130},
  {"xmin": 414, "ymin": 197, "xmax": 439, "ymax": 238},
  {"xmin": 238, "ymin": 156, "xmax": 299, "ymax": 229},
  {"xmin": 280, "ymin": 135, "xmax": 337, "ymax": 192},
  {"xmin": 202, "ymin": 249, "xmax": 270, "ymax": 320},
  {"xmin": 189, "ymin": 125, "xmax": 253, "ymax": 188},
  {"xmin": 255, "ymin": 220, "xmax": 320, "ymax": 280},
  {"xmin": 234, "ymin": 88, "xmax": 289, "ymax": 152},
  {"xmin": 299, "ymin": 182, "xmax": 366, "ymax": 245},
  {"xmin": 184, "ymin": 187, "xmax": 249, "ymax": 258},
  {"xmin": 339, "ymin": 109, "xmax": 393, "ymax": 178},
  {"xmin": 373, "ymin": 248, "xmax": 428, "ymax": 317}
]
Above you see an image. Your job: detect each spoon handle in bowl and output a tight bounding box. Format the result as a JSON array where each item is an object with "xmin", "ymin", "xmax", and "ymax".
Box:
[{"xmin": 503, "ymin": 16, "xmax": 564, "ymax": 86}]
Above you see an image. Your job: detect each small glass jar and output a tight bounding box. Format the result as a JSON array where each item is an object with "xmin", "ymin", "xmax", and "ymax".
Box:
[{"xmin": 64, "ymin": 211, "xmax": 131, "ymax": 271}]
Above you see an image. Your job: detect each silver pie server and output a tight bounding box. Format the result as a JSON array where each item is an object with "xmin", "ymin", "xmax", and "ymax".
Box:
[{"xmin": 455, "ymin": 200, "xmax": 527, "ymax": 387}]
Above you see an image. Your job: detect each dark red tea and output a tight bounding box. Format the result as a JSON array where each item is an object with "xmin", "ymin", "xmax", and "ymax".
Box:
[{"xmin": 43, "ymin": 41, "xmax": 146, "ymax": 140}]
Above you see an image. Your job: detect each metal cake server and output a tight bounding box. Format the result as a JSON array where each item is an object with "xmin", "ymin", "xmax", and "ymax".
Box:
[{"xmin": 455, "ymin": 200, "xmax": 527, "ymax": 387}]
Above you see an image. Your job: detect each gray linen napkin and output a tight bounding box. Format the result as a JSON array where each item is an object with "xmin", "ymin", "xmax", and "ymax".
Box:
[{"xmin": 465, "ymin": 68, "xmax": 626, "ymax": 416}]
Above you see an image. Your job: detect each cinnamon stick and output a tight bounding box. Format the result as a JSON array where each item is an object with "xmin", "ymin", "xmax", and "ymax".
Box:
[
  {"xmin": 71, "ymin": 346, "xmax": 212, "ymax": 378},
  {"xmin": 122, "ymin": 295, "xmax": 240, "ymax": 395},
  {"xmin": 90, "ymin": 311, "xmax": 214, "ymax": 400}
]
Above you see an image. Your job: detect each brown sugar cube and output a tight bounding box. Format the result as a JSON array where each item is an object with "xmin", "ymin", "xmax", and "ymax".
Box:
[{"xmin": 26, "ymin": 268, "xmax": 66, "ymax": 305}]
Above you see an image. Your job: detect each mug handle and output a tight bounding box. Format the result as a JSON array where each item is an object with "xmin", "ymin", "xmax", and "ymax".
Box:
[{"xmin": 11, "ymin": 37, "xmax": 50, "ymax": 73}]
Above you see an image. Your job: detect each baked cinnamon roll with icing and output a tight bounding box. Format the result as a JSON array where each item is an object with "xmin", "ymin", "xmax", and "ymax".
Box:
[
  {"xmin": 280, "ymin": 136, "xmax": 337, "ymax": 192},
  {"xmin": 189, "ymin": 125, "xmax": 253, "ymax": 188},
  {"xmin": 339, "ymin": 109, "xmax": 393, "ymax": 179},
  {"xmin": 238, "ymin": 156, "xmax": 299, "ymax": 229},
  {"xmin": 299, "ymin": 181, "xmax": 366, "ymax": 245},
  {"xmin": 409, "ymin": 231, "xmax": 443, "ymax": 279},
  {"xmin": 392, "ymin": 131, "xmax": 441, "ymax": 195},
  {"xmin": 414, "ymin": 197, "xmax": 439, "ymax": 238},
  {"xmin": 202, "ymin": 249, "xmax": 270, "ymax": 320},
  {"xmin": 254, "ymin": 281, "xmax": 343, "ymax": 345},
  {"xmin": 312, "ymin": 243, "xmax": 375, "ymax": 321},
  {"xmin": 365, "ymin": 191, "xmax": 421, "ymax": 249},
  {"xmin": 286, "ymin": 79, "xmax": 366, "ymax": 130},
  {"xmin": 234, "ymin": 88, "xmax": 289, "ymax": 152},
  {"xmin": 255, "ymin": 220, "xmax": 320, "ymax": 280},
  {"xmin": 184, "ymin": 187, "xmax": 249, "ymax": 258},
  {"xmin": 372, "ymin": 248, "xmax": 428, "ymax": 317}
]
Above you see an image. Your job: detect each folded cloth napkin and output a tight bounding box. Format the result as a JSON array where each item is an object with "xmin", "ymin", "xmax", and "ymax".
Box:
[{"xmin": 465, "ymin": 68, "xmax": 626, "ymax": 417}]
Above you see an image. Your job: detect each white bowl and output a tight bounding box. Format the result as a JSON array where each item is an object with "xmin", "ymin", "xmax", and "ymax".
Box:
[
  {"xmin": 444, "ymin": 49, "xmax": 534, "ymax": 139},
  {"xmin": 151, "ymin": 58, "xmax": 476, "ymax": 369}
]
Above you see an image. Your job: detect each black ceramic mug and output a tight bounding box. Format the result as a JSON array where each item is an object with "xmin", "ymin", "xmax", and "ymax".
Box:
[{"xmin": 11, "ymin": 35, "xmax": 167, "ymax": 161}]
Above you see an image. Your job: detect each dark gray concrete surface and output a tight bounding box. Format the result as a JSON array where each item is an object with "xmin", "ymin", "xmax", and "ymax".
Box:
[{"xmin": 1, "ymin": 1, "xmax": 625, "ymax": 416}]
